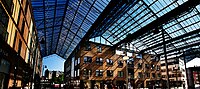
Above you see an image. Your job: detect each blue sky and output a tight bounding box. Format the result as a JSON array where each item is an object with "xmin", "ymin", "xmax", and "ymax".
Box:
[{"xmin": 42, "ymin": 54, "xmax": 65, "ymax": 75}]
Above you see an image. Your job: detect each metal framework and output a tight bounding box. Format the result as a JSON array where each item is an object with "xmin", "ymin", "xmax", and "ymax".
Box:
[
  {"xmin": 32, "ymin": 0, "xmax": 200, "ymax": 62},
  {"xmin": 31, "ymin": 0, "xmax": 111, "ymax": 58}
]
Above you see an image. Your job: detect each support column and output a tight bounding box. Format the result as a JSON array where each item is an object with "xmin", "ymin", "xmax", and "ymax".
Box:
[
  {"xmin": 187, "ymin": 68, "xmax": 194, "ymax": 88},
  {"xmin": 126, "ymin": 62, "xmax": 128, "ymax": 89},
  {"xmin": 183, "ymin": 51, "xmax": 188, "ymax": 89},
  {"xmin": 162, "ymin": 29, "xmax": 170, "ymax": 89}
]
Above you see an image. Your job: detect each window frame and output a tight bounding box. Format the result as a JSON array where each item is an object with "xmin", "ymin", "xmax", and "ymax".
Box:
[
  {"xmin": 83, "ymin": 69, "xmax": 92, "ymax": 77},
  {"xmin": 138, "ymin": 72, "xmax": 143, "ymax": 78},
  {"xmin": 84, "ymin": 56, "xmax": 92, "ymax": 63},
  {"xmin": 97, "ymin": 45, "xmax": 102, "ymax": 53},
  {"xmin": 152, "ymin": 73, "xmax": 156, "ymax": 78},
  {"xmin": 145, "ymin": 72, "xmax": 150, "ymax": 78},
  {"xmin": 118, "ymin": 71, "xmax": 124, "ymax": 77},
  {"xmin": 106, "ymin": 59, "xmax": 113, "ymax": 66},
  {"xmin": 107, "ymin": 70, "xmax": 113, "ymax": 77},
  {"xmin": 96, "ymin": 70, "xmax": 103, "ymax": 77},
  {"xmin": 118, "ymin": 60, "xmax": 123, "ymax": 67},
  {"xmin": 151, "ymin": 64, "xmax": 155, "ymax": 70},
  {"xmin": 138, "ymin": 63, "xmax": 142, "ymax": 69},
  {"xmin": 96, "ymin": 57, "xmax": 103, "ymax": 65}
]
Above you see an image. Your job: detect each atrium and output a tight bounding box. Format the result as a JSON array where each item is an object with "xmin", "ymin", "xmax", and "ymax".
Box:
[{"xmin": 0, "ymin": 0, "xmax": 200, "ymax": 89}]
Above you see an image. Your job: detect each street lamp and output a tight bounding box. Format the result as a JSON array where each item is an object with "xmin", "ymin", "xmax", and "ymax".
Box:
[
  {"xmin": 40, "ymin": 36, "xmax": 45, "ymax": 44},
  {"xmin": 42, "ymin": 65, "xmax": 47, "ymax": 77}
]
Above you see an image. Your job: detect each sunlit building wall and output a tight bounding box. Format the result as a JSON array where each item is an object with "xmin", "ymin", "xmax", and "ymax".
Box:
[
  {"xmin": 134, "ymin": 54, "xmax": 162, "ymax": 88},
  {"xmin": 160, "ymin": 57, "xmax": 185, "ymax": 88},
  {"xmin": 65, "ymin": 42, "xmax": 132, "ymax": 88},
  {"xmin": 0, "ymin": 0, "xmax": 42, "ymax": 88},
  {"xmin": 64, "ymin": 42, "xmax": 163, "ymax": 88}
]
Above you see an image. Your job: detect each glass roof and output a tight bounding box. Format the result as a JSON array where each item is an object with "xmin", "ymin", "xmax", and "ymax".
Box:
[
  {"xmin": 88, "ymin": 0, "xmax": 200, "ymax": 61},
  {"xmin": 131, "ymin": 4, "xmax": 200, "ymax": 55},
  {"xmin": 123, "ymin": 0, "xmax": 200, "ymax": 60},
  {"xmin": 95, "ymin": 0, "xmax": 187, "ymax": 45},
  {"xmin": 31, "ymin": 0, "xmax": 111, "ymax": 58},
  {"xmin": 31, "ymin": 0, "xmax": 200, "ymax": 59}
]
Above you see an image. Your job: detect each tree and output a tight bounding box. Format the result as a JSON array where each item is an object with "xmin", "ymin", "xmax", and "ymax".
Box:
[{"xmin": 53, "ymin": 74, "xmax": 64, "ymax": 84}]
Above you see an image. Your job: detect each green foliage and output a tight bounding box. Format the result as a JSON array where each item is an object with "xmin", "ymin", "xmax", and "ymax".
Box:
[{"xmin": 52, "ymin": 74, "xmax": 64, "ymax": 84}]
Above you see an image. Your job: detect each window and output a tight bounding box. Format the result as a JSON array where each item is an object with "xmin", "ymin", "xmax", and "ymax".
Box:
[
  {"xmin": 136, "ymin": 54, "xmax": 142, "ymax": 59},
  {"xmin": 118, "ymin": 71, "xmax": 123, "ymax": 77},
  {"xmin": 151, "ymin": 64, "xmax": 155, "ymax": 70},
  {"xmin": 0, "ymin": 23, "xmax": 8, "ymax": 41},
  {"xmin": 145, "ymin": 64, "xmax": 150, "ymax": 69},
  {"xmin": 24, "ymin": 1, "xmax": 28, "ymax": 15},
  {"xmin": 161, "ymin": 63, "xmax": 165, "ymax": 66},
  {"xmin": 157, "ymin": 73, "xmax": 161, "ymax": 78},
  {"xmin": 127, "ymin": 59, "xmax": 134, "ymax": 67},
  {"xmin": 2, "ymin": 0, "xmax": 12, "ymax": 13},
  {"xmin": 83, "ymin": 69, "xmax": 92, "ymax": 77},
  {"xmin": 106, "ymin": 59, "xmax": 113, "ymax": 66},
  {"xmin": 156, "ymin": 65, "xmax": 160, "ymax": 71},
  {"xmin": 5, "ymin": 0, "xmax": 12, "ymax": 7},
  {"xmin": 0, "ymin": 4, "xmax": 9, "ymax": 41},
  {"xmin": 96, "ymin": 70, "xmax": 103, "ymax": 77},
  {"xmin": 77, "ymin": 58, "xmax": 80, "ymax": 65},
  {"xmin": 21, "ymin": 19, "xmax": 25, "ymax": 35},
  {"xmin": 118, "ymin": 60, "xmax": 123, "ymax": 67},
  {"xmin": 75, "ymin": 60, "xmax": 77, "ymax": 66},
  {"xmin": 83, "ymin": 69, "xmax": 87, "ymax": 76},
  {"xmin": 77, "ymin": 69, "xmax": 80, "ymax": 76},
  {"xmin": 10, "ymin": 2, "xmax": 14, "ymax": 14},
  {"xmin": 0, "ymin": 5, "xmax": 9, "ymax": 26},
  {"xmin": 0, "ymin": 58, "xmax": 10, "ymax": 74},
  {"xmin": 152, "ymin": 73, "xmax": 155, "ymax": 78},
  {"xmin": 138, "ymin": 72, "xmax": 143, "ymax": 78},
  {"xmin": 128, "ymin": 69, "xmax": 134, "ymax": 79},
  {"xmin": 75, "ymin": 58, "xmax": 80, "ymax": 66},
  {"xmin": 161, "ymin": 69, "xmax": 166, "ymax": 72},
  {"xmin": 17, "ymin": 8, "xmax": 21, "ymax": 25},
  {"xmin": 107, "ymin": 70, "xmax": 113, "ymax": 77},
  {"xmin": 145, "ymin": 72, "xmax": 150, "ymax": 78},
  {"xmin": 96, "ymin": 57, "xmax": 103, "ymax": 65},
  {"xmin": 75, "ymin": 70, "xmax": 77, "ymax": 77},
  {"xmin": 97, "ymin": 45, "xmax": 102, "ymax": 53},
  {"xmin": 138, "ymin": 63, "xmax": 142, "ymax": 69},
  {"xmin": 84, "ymin": 56, "xmax": 92, "ymax": 63},
  {"xmin": 18, "ymin": 40, "xmax": 22, "ymax": 55}
]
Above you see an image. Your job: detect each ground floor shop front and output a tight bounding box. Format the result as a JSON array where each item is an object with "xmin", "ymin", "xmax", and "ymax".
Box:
[
  {"xmin": 69, "ymin": 79, "xmax": 134, "ymax": 89},
  {"xmin": 0, "ymin": 40, "xmax": 34, "ymax": 89}
]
